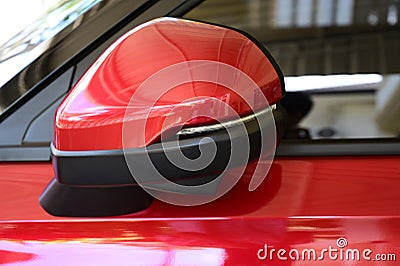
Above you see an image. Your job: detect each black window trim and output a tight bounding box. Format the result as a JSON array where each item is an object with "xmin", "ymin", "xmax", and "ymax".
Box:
[{"xmin": 276, "ymin": 139, "xmax": 400, "ymax": 157}]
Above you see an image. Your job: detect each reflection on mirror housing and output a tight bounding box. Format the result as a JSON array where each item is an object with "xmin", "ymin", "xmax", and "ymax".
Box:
[{"xmin": 40, "ymin": 17, "xmax": 285, "ymax": 217}]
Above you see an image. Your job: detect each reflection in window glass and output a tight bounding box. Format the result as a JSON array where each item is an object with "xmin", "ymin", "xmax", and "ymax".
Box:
[
  {"xmin": 0, "ymin": 0, "xmax": 101, "ymax": 89},
  {"xmin": 185, "ymin": 0, "xmax": 400, "ymax": 139}
]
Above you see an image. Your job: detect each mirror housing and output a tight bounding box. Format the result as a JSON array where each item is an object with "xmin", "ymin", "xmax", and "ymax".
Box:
[{"xmin": 40, "ymin": 17, "xmax": 285, "ymax": 217}]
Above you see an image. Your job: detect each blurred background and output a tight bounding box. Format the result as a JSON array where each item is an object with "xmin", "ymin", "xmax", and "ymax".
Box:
[{"xmin": 186, "ymin": 0, "xmax": 400, "ymax": 76}]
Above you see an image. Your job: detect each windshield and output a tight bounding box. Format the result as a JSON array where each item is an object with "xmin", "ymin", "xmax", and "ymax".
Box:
[{"xmin": 0, "ymin": 0, "xmax": 101, "ymax": 94}]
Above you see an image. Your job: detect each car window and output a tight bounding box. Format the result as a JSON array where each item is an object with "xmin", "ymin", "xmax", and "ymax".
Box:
[
  {"xmin": 0, "ymin": 0, "xmax": 101, "ymax": 114},
  {"xmin": 185, "ymin": 0, "xmax": 400, "ymax": 140}
]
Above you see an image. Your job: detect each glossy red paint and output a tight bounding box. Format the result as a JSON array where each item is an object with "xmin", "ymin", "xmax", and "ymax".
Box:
[
  {"xmin": 54, "ymin": 18, "xmax": 283, "ymax": 151},
  {"xmin": 1, "ymin": 156, "xmax": 400, "ymax": 265}
]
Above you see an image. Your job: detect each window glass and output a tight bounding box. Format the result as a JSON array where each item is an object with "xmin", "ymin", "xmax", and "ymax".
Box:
[
  {"xmin": 185, "ymin": 0, "xmax": 400, "ymax": 139},
  {"xmin": 0, "ymin": 0, "xmax": 101, "ymax": 112}
]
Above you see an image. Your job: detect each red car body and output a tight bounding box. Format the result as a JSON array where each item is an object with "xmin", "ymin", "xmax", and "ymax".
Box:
[{"xmin": 1, "ymin": 157, "xmax": 400, "ymax": 265}]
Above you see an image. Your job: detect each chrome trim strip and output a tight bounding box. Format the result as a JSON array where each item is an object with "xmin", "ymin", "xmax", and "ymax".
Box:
[
  {"xmin": 51, "ymin": 143, "xmax": 124, "ymax": 157},
  {"xmin": 177, "ymin": 105, "xmax": 276, "ymax": 136}
]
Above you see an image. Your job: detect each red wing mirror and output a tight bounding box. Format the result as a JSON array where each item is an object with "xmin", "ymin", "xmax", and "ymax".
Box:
[{"xmin": 40, "ymin": 18, "xmax": 286, "ymax": 217}]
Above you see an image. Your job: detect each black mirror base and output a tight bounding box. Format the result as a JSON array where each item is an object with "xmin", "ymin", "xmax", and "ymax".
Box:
[{"xmin": 39, "ymin": 178, "xmax": 153, "ymax": 217}]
